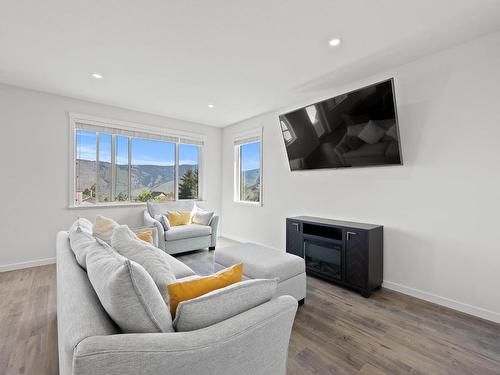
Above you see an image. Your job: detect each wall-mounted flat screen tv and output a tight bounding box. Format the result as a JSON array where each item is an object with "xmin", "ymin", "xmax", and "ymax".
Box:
[{"xmin": 279, "ymin": 79, "xmax": 402, "ymax": 170}]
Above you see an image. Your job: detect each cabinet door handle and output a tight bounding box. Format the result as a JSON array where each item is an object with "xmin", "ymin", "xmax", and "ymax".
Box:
[
  {"xmin": 292, "ymin": 223, "xmax": 300, "ymax": 232},
  {"xmin": 346, "ymin": 231, "xmax": 357, "ymax": 241}
]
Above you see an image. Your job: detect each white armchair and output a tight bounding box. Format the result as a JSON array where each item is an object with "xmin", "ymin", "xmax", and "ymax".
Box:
[{"xmin": 143, "ymin": 201, "xmax": 219, "ymax": 255}]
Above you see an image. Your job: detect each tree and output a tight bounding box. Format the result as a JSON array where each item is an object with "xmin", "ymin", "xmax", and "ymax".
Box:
[
  {"xmin": 116, "ymin": 191, "xmax": 128, "ymax": 201},
  {"xmin": 136, "ymin": 189, "xmax": 152, "ymax": 202},
  {"xmin": 178, "ymin": 168, "xmax": 198, "ymax": 199},
  {"xmin": 83, "ymin": 184, "xmax": 96, "ymax": 200}
]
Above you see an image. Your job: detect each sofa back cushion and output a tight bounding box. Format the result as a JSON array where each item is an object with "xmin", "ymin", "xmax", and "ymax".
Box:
[
  {"xmin": 111, "ymin": 225, "xmax": 176, "ymax": 304},
  {"xmin": 56, "ymin": 231, "xmax": 120, "ymax": 375},
  {"xmin": 173, "ymin": 278, "xmax": 278, "ymax": 332},
  {"xmin": 147, "ymin": 201, "xmax": 196, "ymax": 219},
  {"xmin": 86, "ymin": 238, "xmax": 174, "ymax": 333}
]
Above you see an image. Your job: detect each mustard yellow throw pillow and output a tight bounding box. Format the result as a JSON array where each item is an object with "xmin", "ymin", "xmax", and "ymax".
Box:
[
  {"xmin": 135, "ymin": 229, "xmax": 154, "ymax": 245},
  {"xmin": 167, "ymin": 263, "xmax": 243, "ymax": 316},
  {"xmin": 167, "ymin": 211, "xmax": 191, "ymax": 226}
]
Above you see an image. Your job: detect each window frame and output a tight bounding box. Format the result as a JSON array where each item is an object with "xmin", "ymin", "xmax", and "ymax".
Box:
[
  {"xmin": 233, "ymin": 129, "xmax": 263, "ymax": 206},
  {"xmin": 69, "ymin": 113, "xmax": 204, "ymax": 208}
]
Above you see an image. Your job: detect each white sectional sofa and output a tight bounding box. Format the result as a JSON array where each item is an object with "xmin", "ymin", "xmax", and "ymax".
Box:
[{"xmin": 56, "ymin": 230, "xmax": 297, "ymax": 375}]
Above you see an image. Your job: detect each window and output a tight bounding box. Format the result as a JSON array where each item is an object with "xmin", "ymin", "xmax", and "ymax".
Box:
[
  {"xmin": 234, "ymin": 130, "xmax": 262, "ymax": 204},
  {"xmin": 131, "ymin": 138, "xmax": 175, "ymax": 202},
  {"xmin": 70, "ymin": 114, "xmax": 204, "ymax": 207},
  {"xmin": 178, "ymin": 144, "xmax": 199, "ymax": 200},
  {"xmin": 280, "ymin": 117, "xmax": 296, "ymax": 145}
]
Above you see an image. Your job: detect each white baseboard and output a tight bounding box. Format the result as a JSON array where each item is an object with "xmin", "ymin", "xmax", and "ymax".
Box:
[
  {"xmin": 0, "ymin": 257, "xmax": 56, "ymax": 272},
  {"xmin": 382, "ymin": 280, "xmax": 500, "ymax": 324}
]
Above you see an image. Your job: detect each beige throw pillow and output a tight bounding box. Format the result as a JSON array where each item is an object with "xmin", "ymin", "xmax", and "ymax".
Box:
[{"xmin": 93, "ymin": 215, "xmax": 119, "ymax": 242}]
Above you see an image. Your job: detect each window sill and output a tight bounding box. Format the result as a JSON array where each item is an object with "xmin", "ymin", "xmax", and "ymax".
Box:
[
  {"xmin": 233, "ymin": 200, "xmax": 262, "ymax": 207},
  {"xmin": 69, "ymin": 202, "xmax": 147, "ymax": 209},
  {"xmin": 69, "ymin": 199, "xmax": 207, "ymax": 209}
]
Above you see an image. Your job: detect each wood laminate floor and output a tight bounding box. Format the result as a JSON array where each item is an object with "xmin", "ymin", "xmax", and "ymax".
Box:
[{"xmin": 1, "ymin": 242, "xmax": 499, "ymax": 375}]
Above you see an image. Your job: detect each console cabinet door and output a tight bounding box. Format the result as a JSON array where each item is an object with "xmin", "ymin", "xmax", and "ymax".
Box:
[
  {"xmin": 345, "ymin": 229, "xmax": 368, "ymax": 289},
  {"xmin": 286, "ymin": 220, "xmax": 303, "ymax": 258}
]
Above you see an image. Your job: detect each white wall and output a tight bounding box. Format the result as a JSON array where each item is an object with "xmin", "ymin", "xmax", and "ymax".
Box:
[
  {"xmin": 0, "ymin": 84, "xmax": 222, "ymax": 270},
  {"xmin": 221, "ymin": 31, "xmax": 500, "ymax": 323}
]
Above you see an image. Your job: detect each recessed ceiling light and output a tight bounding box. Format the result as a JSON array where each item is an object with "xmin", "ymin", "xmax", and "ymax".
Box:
[
  {"xmin": 328, "ymin": 38, "xmax": 341, "ymax": 47},
  {"xmin": 91, "ymin": 73, "xmax": 103, "ymax": 79},
  {"xmin": 208, "ymin": 104, "xmax": 215, "ymax": 108}
]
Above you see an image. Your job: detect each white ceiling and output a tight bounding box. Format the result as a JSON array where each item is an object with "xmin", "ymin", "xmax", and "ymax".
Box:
[{"xmin": 1, "ymin": 0, "xmax": 500, "ymax": 127}]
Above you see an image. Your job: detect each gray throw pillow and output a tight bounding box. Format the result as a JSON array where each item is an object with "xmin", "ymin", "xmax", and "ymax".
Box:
[
  {"xmin": 111, "ymin": 225, "xmax": 176, "ymax": 304},
  {"xmin": 68, "ymin": 218, "xmax": 96, "ymax": 270},
  {"xmin": 357, "ymin": 120, "xmax": 386, "ymax": 144},
  {"xmin": 157, "ymin": 214, "xmax": 171, "ymax": 231},
  {"xmin": 386, "ymin": 124, "xmax": 398, "ymax": 139},
  {"xmin": 86, "ymin": 238, "xmax": 174, "ymax": 333},
  {"xmin": 173, "ymin": 278, "xmax": 278, "ymax": 332},
  {"xmin": 192, "ymin": 209, "xmax": 214, "ymax": 226}
]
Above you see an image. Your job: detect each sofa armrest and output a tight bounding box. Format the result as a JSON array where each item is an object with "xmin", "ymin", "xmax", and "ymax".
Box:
[
  {"xmin": 209, "ymin": 215, "xmax": 219, "ymax": 248},
  {"xmin": 143, "ymin": 210, "xmax": 165, "ymax": 250},
  {"xmin": 73, "ymin": 296, "xmax": 297, "ymax": 375}
]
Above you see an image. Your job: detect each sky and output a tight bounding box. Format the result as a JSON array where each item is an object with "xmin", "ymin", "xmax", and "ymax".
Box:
[
  {"xmin": 76, "ymin": 130, "xmax": 199, "ymax": 165},
  {"xmin": 240, "ymin": 142, "xmax": 260, "ymax": 171}
]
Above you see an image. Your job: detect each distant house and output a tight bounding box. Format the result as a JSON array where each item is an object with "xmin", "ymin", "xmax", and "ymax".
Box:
[{"xmin": 151, "ymin": 191, "xmax": 167, "ymax": 199}]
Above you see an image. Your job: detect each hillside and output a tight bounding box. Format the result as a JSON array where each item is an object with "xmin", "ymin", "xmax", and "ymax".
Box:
[{"xmin": 75, "ymin": 159, "xmax": 196, "ymax": 196}]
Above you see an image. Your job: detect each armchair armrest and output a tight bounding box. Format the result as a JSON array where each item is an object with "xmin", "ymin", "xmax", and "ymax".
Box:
[
  {"xmin": 73, "ymin": 296, "xmax": 297, "ymax": 375},
  {"xmin": 143, "ymin": 210, "xmax": 165, "ymax": 250},
  {"xmin": 209, "ymin": 215, "xmax": 219, "ymax": 248}
]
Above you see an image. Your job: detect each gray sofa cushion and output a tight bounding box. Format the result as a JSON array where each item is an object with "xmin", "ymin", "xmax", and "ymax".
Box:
[
  {"xmin": 165, "ymin": 224, "xmax": 211, "ymax": 241},
  {"xmin": 111, "ymin": 225, "xmax": 176, "ymax": 303},
  {"xmin": 163, "ymin": 252, "xmax": 197, "ymax": 279},
  {"xmin": 86, "ymin": 238, "xmax": 174, "ymax": 333},
  {"xmin": 68, "ymin": 218, "xmax": 96, "ymax": 270},
  {"xmin": 173, "ymin": 279, "xmax": 278, "ymax": 332}
]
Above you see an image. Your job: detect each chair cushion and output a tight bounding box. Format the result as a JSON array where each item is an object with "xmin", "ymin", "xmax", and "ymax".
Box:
[
  {"xmin": 173, "ymin": 278, "xmax": 277, "ymax": 332},
  {"xmin": 86, "ymin": 238, "xmax": 174, "ymax": 333},
  {"xmin": 165, "ymin": 224, "xmax": 212, "ymax": 241},
  {"xmin": 214, "ymin": 243, "xmax": 305, "ymax": 282},
  {"xmin": 111, "ymin": 225, "xmax": 176, "ymax": 304}
]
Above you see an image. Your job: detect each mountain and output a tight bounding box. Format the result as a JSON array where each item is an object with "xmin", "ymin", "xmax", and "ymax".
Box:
[
  {"xmin": 75, "ymin": 159, "xmax": 197, "ymax": 196},
  {"xmin": 242, "ymin": 169, "xmax": 259, "ymax": 186}
]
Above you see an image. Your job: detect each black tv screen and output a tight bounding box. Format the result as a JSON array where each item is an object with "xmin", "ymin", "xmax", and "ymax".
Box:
[{"xmin": 279, "ymin": 79, "xmax": 402, "ymax": 170}]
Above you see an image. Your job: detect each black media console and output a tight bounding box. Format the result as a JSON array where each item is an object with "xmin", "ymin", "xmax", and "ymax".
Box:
[{"xmin": 286, "ymin": 216, "xmax": 383, "ymax": 297}]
